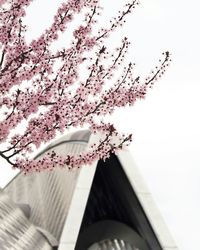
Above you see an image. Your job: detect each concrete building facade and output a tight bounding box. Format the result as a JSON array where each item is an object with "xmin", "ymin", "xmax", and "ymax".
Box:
[{"xmin": 1, "ymin": 130, "xmax": 178, "ymax": 250}]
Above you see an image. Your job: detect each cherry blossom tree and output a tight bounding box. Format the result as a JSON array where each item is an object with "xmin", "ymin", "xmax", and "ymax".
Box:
[{"xmin": 0, "ymin": 0, "xmax": 170, "ymax": 173}]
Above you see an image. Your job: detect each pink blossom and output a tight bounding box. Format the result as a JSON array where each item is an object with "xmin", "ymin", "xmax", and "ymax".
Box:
[{"xmin": 0, "ymin": 0, "xmax": 170, "ymax": 173}]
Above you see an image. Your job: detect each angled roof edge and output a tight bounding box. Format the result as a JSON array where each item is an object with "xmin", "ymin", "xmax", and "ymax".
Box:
[
  {"xmin": 117, "ymin": 149, "xmax": 178, "ymax": 250},
  {"xmin": 58, "ymin": 131, "xmax": 101, "ymax": 250}
]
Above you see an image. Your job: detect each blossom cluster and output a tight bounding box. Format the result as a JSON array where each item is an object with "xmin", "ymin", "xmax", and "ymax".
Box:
[
  {"xmin": 0, "ymin": 0, "xmax": 170, "ymax": 172},
  {"xmin": 15, "ymin": 123, "xmax": 132, "ymax": 173}
]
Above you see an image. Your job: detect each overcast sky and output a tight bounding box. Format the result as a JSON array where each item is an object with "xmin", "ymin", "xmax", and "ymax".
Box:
[{"xmin": 1, "ymin": 1, "xmax": 200, "ymax": 249}]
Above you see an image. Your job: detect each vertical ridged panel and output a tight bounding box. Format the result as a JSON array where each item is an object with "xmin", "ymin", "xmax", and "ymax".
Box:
[
  {"xmin": 88, "ymin": 239, "xmax": 135, "ymax": 250},
  {"xmin": 4, "ymin": 142, "xmax": 87, "ymax": 241}
]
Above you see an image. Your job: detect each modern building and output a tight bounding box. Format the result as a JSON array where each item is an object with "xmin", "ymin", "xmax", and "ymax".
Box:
[{"xmin": 0, "ymin": 130, "xmax": 178, "ymax": 250}]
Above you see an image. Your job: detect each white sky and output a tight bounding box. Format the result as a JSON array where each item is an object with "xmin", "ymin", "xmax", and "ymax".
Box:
[{"xmin": 1, "ymin": 1, "xmax": 200, "ymax": 249}]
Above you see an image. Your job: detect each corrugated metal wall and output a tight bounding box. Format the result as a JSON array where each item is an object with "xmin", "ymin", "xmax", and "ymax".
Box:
[
  {"xmin": 88, "ymin": 239, "xmax": 136, "ymax": 250},
  {"xmin": 4, "ymin": 141, "xmax": 87, "ymax": 241}
]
